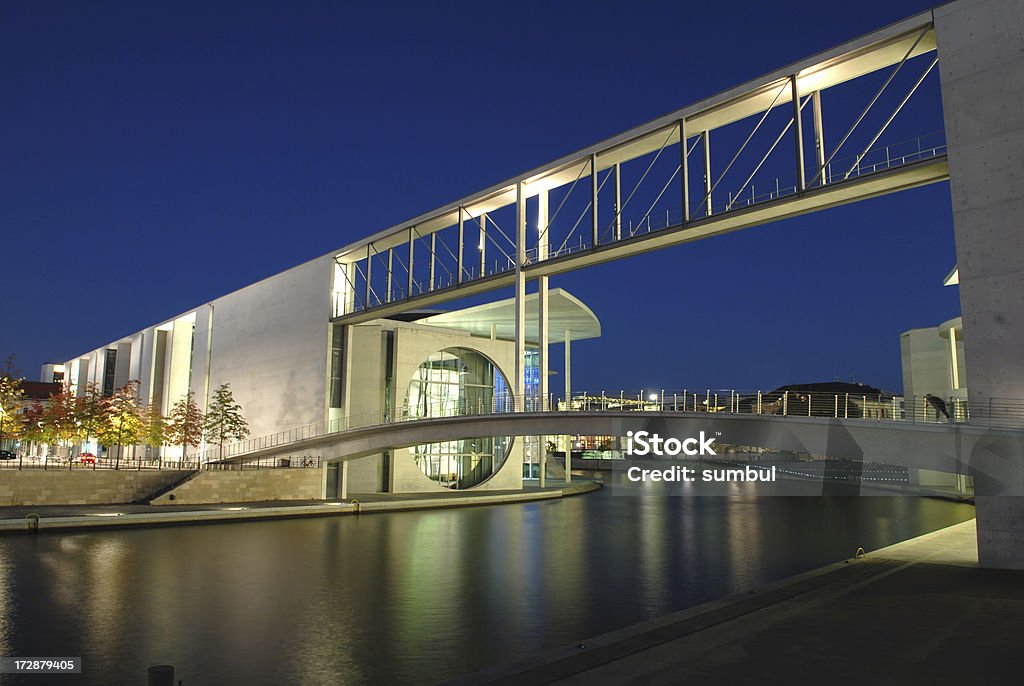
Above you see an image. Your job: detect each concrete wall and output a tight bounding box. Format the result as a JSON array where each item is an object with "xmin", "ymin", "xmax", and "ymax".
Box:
[
  {"xmin": 0, "ymin": 470, "xmax": 190, "ymax": 506},
  {"xmin": 937, "ymin": 0, "xmax": 1024, "ymax": 568},
  {"xmin": 62, "ymin": 255, "xmax": 335, "ymax": 449},
  {"xmin": 203, "ymin": 257, "xmax": 333, "ymax": 439},
  {"xmin": 335, "ymin": 321, "xmax": 523, "ymax": 494},
  {"xmin": 901, "ymin": 328, "xmax": 948, "ymax": 399},
  {"xmin": 150, "ymin": 468, "xmax": 324, "ymax": 505}
]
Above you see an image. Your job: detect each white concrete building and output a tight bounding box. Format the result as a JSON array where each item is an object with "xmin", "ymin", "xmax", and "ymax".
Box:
[
  {"xmin": 900, "ymin": 266, "xmax": 967, "ymax": 415},
  {"xmin": 59, "ymin": 255, "xmax": 599, "ymax": 495}
]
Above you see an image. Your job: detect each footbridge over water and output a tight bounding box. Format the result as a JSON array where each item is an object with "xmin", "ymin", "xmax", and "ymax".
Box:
[
  {"xmin": 314, "ymin": 0, "xmax": 1024, "ymax": 567},
  {"xmin": 216, "ymin": 410, "xmax": 1024, "ymax": 498}
]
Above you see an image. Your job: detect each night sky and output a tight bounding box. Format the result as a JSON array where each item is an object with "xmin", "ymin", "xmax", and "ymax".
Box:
[{"xmin": 1, "ymin": 0, "xmax": 960, "ymax": 395}]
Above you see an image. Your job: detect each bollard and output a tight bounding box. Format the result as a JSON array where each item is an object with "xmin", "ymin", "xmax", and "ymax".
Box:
[
  {"xmin": 25, "ymin": 513, "xmax": 40, "ymax": 533},
  {"xmin": 147, "ymin": 664, "xmax": 174, "ymax": 686}
]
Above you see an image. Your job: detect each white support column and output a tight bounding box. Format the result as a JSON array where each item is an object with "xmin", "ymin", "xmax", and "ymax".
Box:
[
  {"xmin": 340, "ymin": 461, "xmax": 349, "ymax": 499},
  {"xmin": 564, "ymin": 329, "xmax": 572, "ymax": 481},
  {"xmin": 679, "ymin": 119, "xmax": 689, "ymax": 223},
  {"xmin": 792, "ymin": 75, "xmax": 805, "ymax": 192},
  {"xmin": 407, "ymin": 227, "xmax": 415, "ymax": 296},
  {"xmin": 457, "ymin": 206, "xmax": 465, "ymax": 285},
  {"xmin": 364, "ymin": 245, "xmax": 372, "ymax": 307},
  {"xmin": 702, "ymin": 131, "xmax": 712, "ymax": 216},
  {"xmin": 812, "ymin": 90, "xmax": 826, "ymax": 185},
  {"xmin": 386, "ymin": 248, "xmax": 393, "ymax": 303},
  {"xmin": 949, "ymin": 326, "xmax": 960, "ymax": 390},
  {"xmin": 479, "ymin": 212, "xmax": 487, "ymax": 278},
  {"xmin": 564, "ymin": 330, "xmax": 572, "ymax": 406},
  {"xmin": 429, "ymin": 233, "xmax": 436, "ymax": 291},
  {"xmin": 613, "ymin": 163, "xmax": 622, "ymax": 240},
  {"xmin": 514, "ymin": 183, "xmax": 527, "ymax": 405},
  {"xmin": 590, "ymin": 153, "xmax": 599, "ymax": 246},
  {"xmin": 538, "ymin": 189, "xmax": 549, "ymax": 487}
]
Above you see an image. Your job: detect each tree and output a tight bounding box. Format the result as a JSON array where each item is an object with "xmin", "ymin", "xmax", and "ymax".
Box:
[
  {"xmin": 0, "ymin": 354, "xmax": 25, "ymax": 450},
  {"xmin": 140, "ymin": 399, "xmax": 168, "ymax": 465},
  {"xmin": 99, "ymin": 381, "xmax": 142, "ymax": 469},
  {"xmin": 20, "ymin": 402, "xmax": 47, "ymax": 456},
  {"xmin": 202, "ymin": 383, "xmax": 250, "ymax": 460},
  {"xmin": 76, "ymin": 382, "xmax": 106, "ymax": 459},
  {"xmin": 43, "ymin": 384, "xmax": 80, "ymax": 462},
  {"xmin": 166, "ymin": 391, "xmax": 204, "ymax": 466}
]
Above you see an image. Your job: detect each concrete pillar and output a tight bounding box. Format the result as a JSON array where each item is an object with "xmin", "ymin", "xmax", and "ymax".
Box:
[
  {"xmin": 514, "ymin": 183, "xmax": 527, "ymax": 403},
  {"xmin": 812, "ymin": 90, "xmax": 826, "ymax": 184},
  {"xmin": 702, "ymin": 130, "xmax": 712, "ymax": 216},
  {"xmin": 538, "ymin": 190, "xmax": 549, "ymax": 487},
  {"xmin": 458, "ymin": 207, "xmax": 465, "ymax": 285},
  {"xmin": 429, "ymin": 234, "xmax": 436, "ymax": 291},
  {"xmin": 590, "ymin": 153, "xmax": 599, "ymax": 246},
  {"xmin": 564, "ymin": 329, "xmax": 572, "ymax": 482},
  {"xmin": 340, "ymin": 461, "xmax": 349, "ymax": 499},
  {"xmin": 791, "ymin": 75, "xmax": 805, "ymax": 192},
  {"xmin": 479, "ymin": 212, "xmax": 487, "ymax": 278},
  {"xmin": 936, "ymin": 0, "xmax": 1024, "ymax": 569}
]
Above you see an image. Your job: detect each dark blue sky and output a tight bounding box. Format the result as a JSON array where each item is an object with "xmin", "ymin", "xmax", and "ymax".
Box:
[{"xmin": 1, "ymin": 0, "xmax": 959, "ymax": 394}]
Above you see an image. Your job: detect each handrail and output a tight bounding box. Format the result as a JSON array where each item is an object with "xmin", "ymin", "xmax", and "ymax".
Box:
[{"xmin": 349, "ymin": 131, "xmax": 947, "ymax": 315}]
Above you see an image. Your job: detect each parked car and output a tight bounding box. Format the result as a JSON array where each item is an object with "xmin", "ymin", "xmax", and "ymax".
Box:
[
  {"xmin": 79, "ymin": 452, "xmax": 97, "ymax": 465},
  {"xmin": 0, "ymin": 449, "xmax": 17, "ymax": 460}
]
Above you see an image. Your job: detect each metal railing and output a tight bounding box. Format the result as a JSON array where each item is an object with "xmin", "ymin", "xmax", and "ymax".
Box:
[
  {"xmin": 343, "ymin": 129, "xmax": 947, "ymax": 315},
  {"xmin": 523, "ymin": 131, "xmax": 947, "ymax": 264},
  {"xmin": 0, "ymin": 452, "xmax": 322, "ymax": 472},
  {"xmin": 181, "ymin": 384, "xmax": 1024, "ymax": 465}
]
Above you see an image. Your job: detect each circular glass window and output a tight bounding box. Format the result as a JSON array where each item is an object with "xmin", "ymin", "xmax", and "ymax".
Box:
[{"xmin": 403, "ymin": 347, "xmax": 513, "ymax": 489}]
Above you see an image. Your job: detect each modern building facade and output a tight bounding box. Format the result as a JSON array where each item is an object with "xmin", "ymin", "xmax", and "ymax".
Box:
[{"xmin": 58, "ymin": 261, "xmax": 598, "ymax": 495}]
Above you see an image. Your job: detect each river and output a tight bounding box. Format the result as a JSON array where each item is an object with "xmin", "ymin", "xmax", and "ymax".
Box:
[{"xmin": 0, "ymin": 473, "xmax": 974, "ymax": 684}]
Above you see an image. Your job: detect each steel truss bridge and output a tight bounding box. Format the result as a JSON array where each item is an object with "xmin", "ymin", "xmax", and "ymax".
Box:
[
  {"xmin": 327, "ymin": 10, "xmax": 948, "ymax": 408},
  {"xmin": 271, "ymin": 1, "xmax": 1024, "ymax": 568}
]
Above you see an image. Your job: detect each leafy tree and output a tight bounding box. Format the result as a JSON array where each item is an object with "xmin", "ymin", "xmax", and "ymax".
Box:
[
  {"xmin": 202, "ymin": 383, "xmax": 250, "ymax": 459},
  {"xmin": 0, "ymin": 354, "xmax": 25, "ymax": 449},
  {"xmin": 76, "ymin": 382, "xmax": 106, "ymax": 457},
  {"xmin": 43, "ymin": 384, "xmax": 80, "ymax": 462},
  {"xmin": 99, "ymin": 381, "xmax": 143, "ymax": 469},
  {"xmin": 20, "ymin": 402, "xmax": 47, "ymax": 455},
  {"xmin": 166, "ymin": 391, "xmax": 204, "ymax": 466},
  {"xmin": 140, "ymin": 399, "xmax": 168, "ymax": 464}
]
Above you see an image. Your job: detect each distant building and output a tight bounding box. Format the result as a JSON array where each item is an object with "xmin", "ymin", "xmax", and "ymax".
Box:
[
  {"xmin": 900, "ymin": 266, "xmax": 967, "ymax": 418},
  {"xmin": 0, "ymin": 380, "xmax": 61, "ymax": 454},
  {"xmin": 39, "ymin": 363, "xmax": 65, "ymax": 384}
]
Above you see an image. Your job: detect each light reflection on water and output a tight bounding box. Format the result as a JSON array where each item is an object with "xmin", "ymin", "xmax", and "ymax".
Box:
[{"xmin": 0, "ymin": 472, "xmax": 974, "ymax": 685}]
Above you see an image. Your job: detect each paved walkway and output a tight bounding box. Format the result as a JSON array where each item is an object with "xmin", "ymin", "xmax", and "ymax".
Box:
[
  {"xmin": 0, "ymin": 479, "xmax": 598, "ymax": 534},
  {"xmin": 450, "ymin": 520, "xmax": 1024, "ymax": 685}
]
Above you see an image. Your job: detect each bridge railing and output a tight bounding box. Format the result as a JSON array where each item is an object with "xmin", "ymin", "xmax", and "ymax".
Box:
[
  {"xmin": 567, "ymin": 388, "xmax": 1024, "ymax": 428},
  {"xmin": 526, "ymin": 131, "xmax": 947, "ymax": 264},
  {"xmin": 189, "ymin": 385, "xmax": 1024, "ymax": 464}
]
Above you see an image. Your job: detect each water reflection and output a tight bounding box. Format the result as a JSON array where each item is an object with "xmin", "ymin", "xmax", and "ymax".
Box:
[{"xmin": 0, "ymin": 472, "xmax": 974, "ymax": 685}]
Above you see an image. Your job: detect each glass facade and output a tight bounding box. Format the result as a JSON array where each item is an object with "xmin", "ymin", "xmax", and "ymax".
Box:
[{"xmin": 403, "ymin": 347, "xmax": 512, "ymax": 489}]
